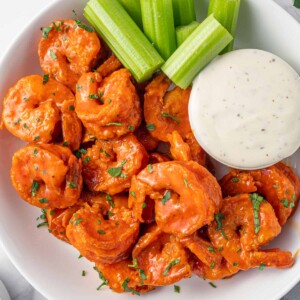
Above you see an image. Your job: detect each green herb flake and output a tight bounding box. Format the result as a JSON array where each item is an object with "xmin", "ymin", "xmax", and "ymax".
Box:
[
  {"xmin": 162, "ymin": 191, "xmax": 172, "ymax": 205},
  {"xmin": 68, "ymin": 182, "xmax": 77, "ymax": 188},
  {"xmin": 130, "ymin": 191, "xmax": 136, "ymax": 198},
  {"xmin": 184, "ymin": 178, "xmax": 189, "ymax": 188},
  {"xmin": 89, "ymin": 94, "xmax": 99, "ymax": 99},
  {"xmin": 52, "ymin": 21, "xmax": 63, "ymax": 32},
  {"xmin": 250, "ymin": 193, "xmax": 264, "ymax": 234},
  {"xmin": 37, "ymin": 221, "xmax": 48, "ymax": 228},
  {"xmin": 233, "ymin": 262, "xmax": 239, "ymax": 266},
  {"xmin": 147, "ymin": 164, "xmax": 153, "ymax": 173},
  {"xmin": 97, "ymin": 230, "xmax": 106, "ymax": 235},
  {"xmin": 231, "ymin": 177, "xmax": 239, "ymax": 183},
  {"xmin": 76, "ymin": 84, "xmax": 83, "ymax": 90},
  {"xmin": 33, "ymin": 148, "xmax": 38, "ymax": 157},
  {"xmin": 209, "ymin": 282, "xmax": 217, "ymax": 288},
  {"xmin": 259, "ymin": 263, "xmax": 266, "ymax": 271},
  {"xmin": 219, "ymin": 247, "xmax": 223, "ymax": 252},
  {"xmin": 163, "ymin": 259, "xmax": 180, "ymax": 276},
  {"xmin": 106, "ymin": 194, "xmax": 115, "ymax": 208},
  {"xmin": 75, "ymin": 148, "xmax": 87, "ymax": 158},
  {"xmin": 23, "ymin": 123, "xmax": 29, "ymax": 130},
  {"xmin": 128, "ymin": 125, "xmax": 135, "ymax": 131},
  {"xmin": 142, "ymin": 202, "xmax": 147, "ymax": 209},
  {"xmin": 78, "ymin": 254, "xmax": 83, "ymax": 259},
  {"xmin": 82, "ymin": 270, "xmax": 86, "ymax": 276},
  {"xmin": 210, "ymin": 261, "xmax": 215, "ymax": 269},
  {"xmin": 236, "ymin": 248, "xmax": 242, "ymax": 253},
  {"xmin": 146, "ymin": 123, "xmax": 156, "ymax": 131},
  {"xmin": 93, "ymin": 267, "xmax": 108, "ymax": 290},
  {"xmin": 50, "ymin": 210, "xmax": 56, "ymax": 216},
  {"xmin": 62, "ymin": 141, "xmax": 69, "ymax": 146},
  {"xmin": 122, "ymin": 278, "xmax": 140, "ymax": 295},
  {"xmin": 39, "ymin": 198, "xmax": 49, "ymax": 204},
  {"xmin": 50, "ymin": 49, "xmax": 57, "ymax": 60},
  {"xmin": 273, "ymin": 184, "xmax": 279, "ymax": 189},
  {"xmin": 23, "ymin": 97, "xmax": 29, "ymax": 102},
  {"xmin": 42, "ymin": 74, "xmax": 49, "ymax": 85},
  {"xmin": 107, "ymin": 211, "xmax": 114, "ymax": 217},
  {"xmin": 105, "ymin": 122, "xmax": 122, "ymax": 127},
  {"xmin": 174, "ymin": 285, "xmax": 180, "ymax": 293},
  {"xmin": 30, "ymin": 180, "xmax": 40, "ymax": 197},
  {"xmin": 33, "ymin": 135, "xmax": 40, "ymax": 141},
  {"xmin": 208, "ymin": 246, "xmax": 215, "ymax": 253},
  {"xmin": 128, "ymin": 258, "xmax": 138, "ymax": 268},
  {"xmin": 161, "ymin": 113, "xmax": 180, "ymax": 124},
  {"xmin": 69, "ymin": 105, "xmax": 75, "ymax": 111},
  {"xmin": 75, "ymin": 19, "xmax": 94, "ymax": 32},
  {"xmin": 108, "ymin": 166, "xmax": 122, "ymax": 177},
  {"xmin": 214, "ymin": 212, "xmax": 228, "ymax": 240},
  {"xmin": 74, "ymin": 218, "xmax": 83, "ymax": 226},
  {"xmin": 42, "ymin": 26, "xmax": 52, "ymax": 38},
  {"xmin": 83, "ymin": 156, "xmax": 90, "ymax": 165}
]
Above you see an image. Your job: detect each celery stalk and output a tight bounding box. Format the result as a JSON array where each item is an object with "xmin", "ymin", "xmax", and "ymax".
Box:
[
  {"xmin": 118, "ymin": 0, "xmax": 143, "ymax": 29},
  {"xmin": 161, "ymin": 15, "xmax": 233, "ymax": 89},
  {"xmin": 84, "ymin": 0, "xmax": 164, "ymax": 83},
  {"xmin": 172, "ymin": 0, "xmax": 196, "ymax": 26},
  {"xmin": 140, "ymin": 0, "xmax": 177, "ymax": 60},
  {"xmin": 176, "ymin": 21, "xmax": 199, "ymax": 46},
  {"xmin": 208, "ymin": 0, "xmax": 240, "ymax": 53}
]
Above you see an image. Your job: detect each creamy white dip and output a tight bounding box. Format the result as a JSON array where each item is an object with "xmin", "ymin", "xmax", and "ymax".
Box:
[{"xmin": 189, "ymin": 49, "xmax": 300, "ymax": 169}]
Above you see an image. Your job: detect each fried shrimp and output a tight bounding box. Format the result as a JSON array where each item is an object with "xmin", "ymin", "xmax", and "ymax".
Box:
[
  {"xmin": 75, "ymin": 68, "xmax": 142, "ymax": 139},
  {"xmin": 66, "ymin": 203, "xmax": 139, "ymax": 264},
  {"xmin": 129, "ymin": 161, "xmax": 222, "ymax": 237},
  {"xmin": 132, "ymin": 225, "xmax": 192, "ymax": 286},
  {"xmin": 1, "ymin": 75, "xmax": 82, "ymax": 150},
  {"xmin": 10, "ymin": 144, "xmax": 82, "ymax": 209},
  {"xmin": 220, "ymin": 163, "xmax": 300, "ymax": 225},
  {"xmin": 95, "ymin": 261, "xmax": 154, "ymax": 294},
  {"xmin": 208, "ymin": 194, "xmax": 294, "ymax": 271},
  {"xmin": 144, "ymin": 74, "xmax": 206, "ymax": 165},
  {"xmin": 38, "ymin": 20, "xmax": 101, "ymax": 91},
  {"xmin": 82, "ymin": 134, "xmax": 148, "ymax": 195}
]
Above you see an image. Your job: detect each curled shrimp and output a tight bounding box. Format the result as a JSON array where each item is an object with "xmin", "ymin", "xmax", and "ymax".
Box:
[
  {"xmin": 38, "ymin": 20, "xmax": 101, "ymax": 91},
  {"xmin": 82, "ymin": 134, "xmax": 148, "ymax": 195},
  {"xmin": 95, "ymin": 260, "xmax": 154, "ymax": 294},
  {"xmin": 132, "ymin": 225, "xmax": 192, "ymax": 286},
  {"xmin": 46, "ymin": 202, "xmax": 84, "ymax": 242},
  {"xmin": 10, "ymin": 144, "xmax": 82, "ymax": 209},
  {"xmin": 129, "ymin": 161, "xmax": 222, "ymax": 237},
  {"xmin": 144, "ymin": 74, "xmax": 206, "ymax": 165},
  {"xmin": 1, "ymin": 75, "xmax": 82, "ymax": 150},
  {"xmin": 66, "ymin": 203, "xmax": 139, "ymax": 264},
  {"xmin": 207, "ymin": 194, "xmax": 294, "ymax": 271},
  {"xmin": 75, "ymin": 68, "xmax": 142, "ymax": 139},
  {"xmin": 220, "ymin": 162, "xmax": 300, "ymax": 225}
]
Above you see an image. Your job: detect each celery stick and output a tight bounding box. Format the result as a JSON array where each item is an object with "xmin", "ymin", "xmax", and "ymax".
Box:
[
  {"xmin": 84, "ymin": 0, "xmax": 164, "ymax": 83},
  {"xmin": 118, "ymin": 0, "xmax": 143, "ymax": 29},
  {"xmin": 162, "ymin": 15, "xmax": 233, "ymax": 89},
  {"xmin": 172, "ymin": 0, "xmax": 196, "ymax": 26},
  {"xmin": 176, "ymin": 21, "xmax": 199, "ymax": 46},
  {"xmin": 208, "ymin": 0, "xmax": 240, "ymax": 53},
  {"xmin": 140, "ymin": 0, "xmax": 177, "ymax": 60}
]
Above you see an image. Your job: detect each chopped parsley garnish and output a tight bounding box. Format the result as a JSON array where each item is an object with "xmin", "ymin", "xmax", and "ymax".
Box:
[
  {"xmin": 78, "ymin": 254, "xmax": 83, "ymax": 259},
  {"xmin": 208, "ymin": 246, "xmax": 215, "ymax": 253},
  {"xmin": 128, "ymin": 125, "xmax": 135, "ymax": 131},
  {"xmin": 162, "ymin": 191, "xmax": 171, "ymax": 205},
  {"xmin": 23, "ymin": 123, "xmax": 29, "ymax": 130},
  {"xmin": 42, "ymin": 26, "xmax": 52, "ymax": 38},
  {"xmin": 82, "ymin": 270, "xmax": 86, "ymax": 276},
  {"xmin": 105, "ymin": 122, "xmax": 122, "ymax": 127},
  {"xmin": 142, "ymin": 203, "xmax": 147, "ymax": 209},
  {"xmin": 50, "ymin": 49, "xmax": 57, "ymax": 60},
  {"xmin": 83, "ymin": 156, "xmax": 90, "ymax": 165},
  {"xmin": 97, "ymin": 230, "xmax": 106, "ymax": 235},
  {"xmin": 13, "ymin": 118, "xmax": 22, "ymax": 126},
  {"xmin": 37, "ymin": 221, "xmax": 48, "ymax": 228},
  {"xmin": 23, "ymin": 97, "xmax": 29, "ymax": 102},
  {"xmin": 233, "ymin": 262, "xmax": 239, "ymax": 266},
  {"xmin": 50, "ymin": 210, "xmax": 55, "ymax": 215},
  {"xmin": 174, "ymin": 285, "xmax": 180, "ymax": 293},
  {"xmin": 107, "ymin": 160, "xmax": 126, "ymax": 178},
  {"xmin": 128, "ymin": 258, "xmax": 138, "ymax": 268},
  {"xmin": 250, "ymin": 193, "xmax": 264, "ymax": 234},
  {"xmin": 214, "ymin": 212, "xmax": 228, "ymax": 240},
  {"xmin": 163, "ymin": 259, "xmax": 180, "ymax": 276},
  {"xmin": 146, "ymin": 123, "xmax": 155, "ymax": 131},
  {"xmin": 69, "ymin": 105, "xmax": 75, "ymax": 111},
  {"xmin": 280, "ymin": 198, "xmax": 295, "ymax": 208},
  {"xmin": 147, "ymin": 164, "xmax": 153, "ymax": 173},
  {"xmin": 161, "ymin": 113, "xmax": 180, "ymax": 124},
  {"xmin": 89, "ymin": 94, "xmax": 99, "ymax": 99},
  {"xmin": 93, "ymin": 267, "xmax": 108, "ymax": 290},
  {"xmin": 231, "ymin": 177, "xmax": 239, "ymax": 183},
  {"xmin": 30, "ymin": 180, "xmax": 40, "ymax": 197},
  {"xmin": 68, "ymin": 181, "xmax": 77, "ymax": 188},
  {"xmin": 259, "ymin": 263, "xmax": 266, "ymax": 271},
  {"xmin": 209, "ymin": 282, "xmax": 217, "ymax": 288},
  {"xmin": 100, "ymin": 148, "xmax": 111, "ymax": 157},
  {"xmin": 62, "ymin": 141, "xmax": 69, "ymax": 146},
  {"xmin": 76, "ymin": 84, "xmax": 83, "ymax": 90},
  {"xmin": 106, "ymin": 194, "xmax": 115, "ymax": 208},
  {"xmin": 210, "ymin": 261, "xmax": 215, "ymax": 269},
  {"xmin": 34, "ymin": 136, "xmax": 40, "ymax": 141},
  {"xmin": 272, "ymin": 184, "xmax": 279, "ymax": 189},
  {"xmin": 39, "ymin": 198, "xmax": 49, "ymax": 204},
  {"xmin": 236, "ymin": 248, "xmax": 242, "ymax": 253},
  {"xmin": 130, "ymin": 191, "xmax": 136, "ymax": 198},
  {"xmin": 42, "ymin": 74, "xmax": 49, "ymax": 85},
  {"xmin": 107, "ymin": 211, "xmax": 114, "ymax": 217},
  {"xmin": 52, "ymin": 21, "xmax": 63, "ymax": 32},
  {"xmin": 33, "ymin": 148, "xmax": 38, "ymax": 157},
  {"xmin": 219, "ymin": 247, "xmax": 223, "ymax": 252},
  {"xmin": 75, "ymin": 19, "xmax": 94, "ymax": 32},
  {"xmin": 75, "ymin": 148, "xmax": 87, "ymax": 158},
  {"xmin": 122, "ymin": 278, "xmax": 140, "ymax": 295},
  {"xmin": 128, "ymin": 258, "xmax": 147, "ymax": 280},
  {"xmin": 184, "ymin": 178, "xmax": 189, "ymax": 188},
  {"xmin": 74, "ymin": 218, "xmax": 83, "ymax": 226}
]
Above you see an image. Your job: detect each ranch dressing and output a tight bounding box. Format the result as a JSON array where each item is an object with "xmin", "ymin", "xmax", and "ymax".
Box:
[{"xmin": 189, "ymin": 49, "xmax": 300, "ymax": 169}]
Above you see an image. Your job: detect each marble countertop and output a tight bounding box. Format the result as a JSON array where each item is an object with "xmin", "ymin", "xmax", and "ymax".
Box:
[{"xmin": 0, "ymin": 0, "xmax": 299, "ymax": 299}]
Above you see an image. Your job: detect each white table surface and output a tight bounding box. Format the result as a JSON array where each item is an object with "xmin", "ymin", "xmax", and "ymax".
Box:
[{"xmin": 0, "ymin": 0, "xmax": 300, "ymax": 299}]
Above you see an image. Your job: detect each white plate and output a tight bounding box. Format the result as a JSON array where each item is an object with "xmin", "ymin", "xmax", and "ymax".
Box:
[{"xmin": 0, "ymin": 0, "xmax": 300, "ymax": 299}]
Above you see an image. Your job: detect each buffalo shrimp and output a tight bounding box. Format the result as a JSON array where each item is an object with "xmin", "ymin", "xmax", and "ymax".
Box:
[
  {"xmin": 207, "ymin": 194, "xmax": 294, "ymax": 271},
  {"xmin": 11, "ymin": 144, "xmax": 82, "ymax": 208},
  {"xmin": 66, "ymin": 203, "xmax": 139, "ymax": 264},
  {"xmin": 1, "ymin": 75, "xmax": 82, "ymax": 150},
  {"xmin": 75, "ymin": 68, "xmax": 142, "ymax": 139},
  {"xmin": 82, "ymin": 134, "xmax": 148, "ymax": 195},
  {"xmin": 38, "ymin": 20, "xmax": 101, "ymax": 91},
  {"xmin": 129, "ymin": 161, "xmax": 222, "ymax": 237}
]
